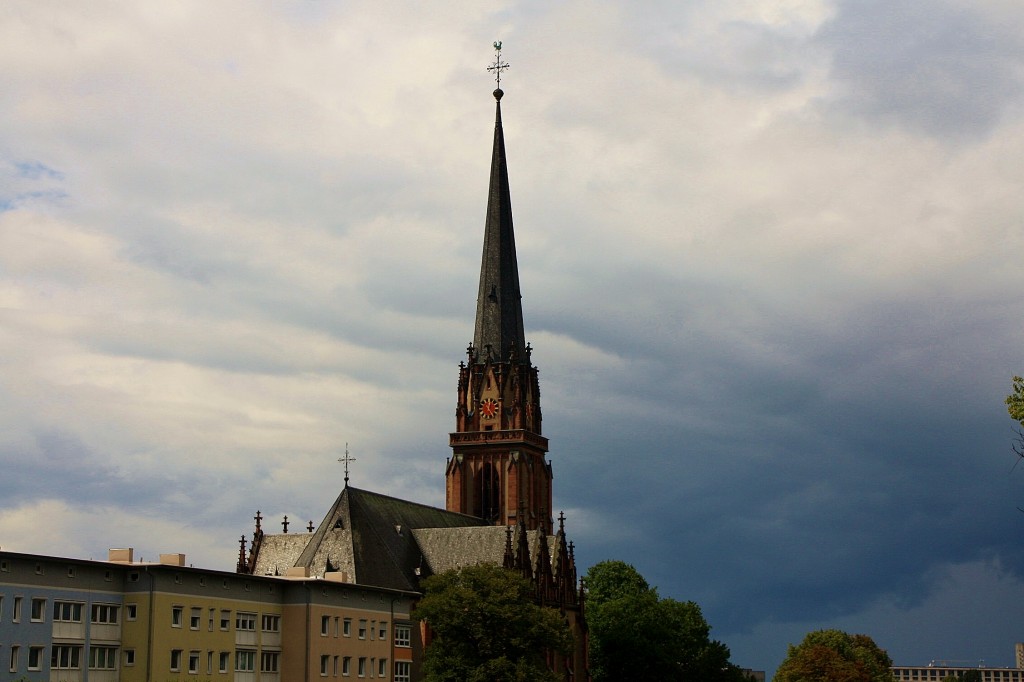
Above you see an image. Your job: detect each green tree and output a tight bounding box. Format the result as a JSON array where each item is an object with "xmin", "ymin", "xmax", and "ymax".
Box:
[
  {"xmin": 413, "ymin": 563, "xmax": 572, "ymax": 682},
  {"xmin": 1006, "ymin": 376, "xmax": 1024, "ymax": 456},
  {"xmin": 773, "ymin": 629, "xmax": 894, "ymax": 682},
  {"xmin": 585, "ymin": 560, "xmax": 749, "ymax": 682}
]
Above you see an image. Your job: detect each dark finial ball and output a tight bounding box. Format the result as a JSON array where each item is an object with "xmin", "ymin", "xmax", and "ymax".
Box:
[{"xmin": 493, "ymin": 88, "xmax": 504, "ymax": 101}]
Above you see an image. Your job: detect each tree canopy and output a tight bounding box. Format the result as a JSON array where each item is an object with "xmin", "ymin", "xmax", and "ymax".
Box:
[
  {"xmin": 413, "ymin": 563, "xmax": 572, "ymax": 682},
  {"xmin": 1006, "ymin": 376, "xmax": 1024, "ymax": 455},
  {"xmin": 585, "ymin": 560, "xmax": 749, "ymax": 682},
  {"xmin": 773, "ymin": 629, "xmax": 894, "ymax": 682}
]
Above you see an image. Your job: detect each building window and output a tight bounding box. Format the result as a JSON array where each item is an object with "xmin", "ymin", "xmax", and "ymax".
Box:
[
  {"xmin": 9, "ymin": 645, "xmax": 19, "ymax": 673},
  {"xmin": 12, "ymin": 596, "xmax": 21, "ymax": 623},
  {"xmin": 126, "ymin": 603, "xmax": 137, "ymax": 620},
  {"xmin": 220, "ymin": 609, "xmax": 231, "ymax": 630},
  {"xmin": 188, "ymin": 650, "xmax": 200, "ymax": 674},
  {"xmin": 342, "ymin": 656, "xmax": 351, "ymax": 676},
  {"xmin": 334, "ymin": 655, "xmax": 339, "ymax": 675},
  {"xmin": 170, "ymin": 649, "xmax": 182, "ymax": 672},
  {"xmin": 262, "ymin": 614, "xmax": 281, "ymax": 632},
  {"xmin": 207, "ymin": 651, "xmax": 213, "ymax": 674},
  {"xmin": 124, "ymin": 649, "xmax": 136, "ymax": 666},
  {"xmin": 30, "ymin": 598, "xmax": 46, "ymax": 622},
  {"xmin": 172, "ymin": 605, "xmax": 183, "ymax": 627},
  {"xmin": 89, "ymin": 646, "xmax": 118, "ymax": 670},
  {"xmin": 394, "ymin": 661, "xmax": 411, "ymax": 682},
  {"xmin": 358, "ymin": 619, "xmax": 367, "ymax": 639},
  {"xmin": 91, "ymin": 603, "xmax": 119, "ymax": 624},
  {"xmin": 378, "ymin": 658, "xmax": 388, "ymax": 677},
  {"xmin": 370, "ymin": 620, "xmax": 376, "ymax": 640},
  {"xmin": 53, "ymin": 600, "xmax": 83, "ymax": 622},
  {"xmin": 334, "ymin": 615, "xmax": 340, "ymax": 637},
  {"xmin": 321, "ymin": 614, "xmax": 330, "ymax": 636},
  {"xmin": 235, "ymin": 612, "xmax": 256, "ymax": 631},
  {"xmin": 191, "ymin": 607, "xmax": 202, "ymax": 629},
  {"xmin": 378, "ymin": 621, "xmax": 388, "ymax": 640},
  {"xmin": 343, "ymin": 617, "xmax": 351, "ymax": 636},
  {"xmin": 320, "ymin": 654, "xmax": 330, "ymax": 676},
  {"xmin": 394, "ymin": 624, "xmax": 411, "ymax": 648},
  {"xmin": 358, "ymin": 656, "xmax": 366, "ymax": 677},
  {"xmin": 219, "ymin": 651, "xmax": 230, "ymax": 673},
  {"xmin": 208, "ymin": 607, "xmax": 215, "ymax": 631},
  {"xmin": 235, "ymin": 650, "xmax": 255, "ymax": 672},
  {"xmin": 51, "ymin": 644, "xmax": 82, "ymax": 670},
  {"xmin": 261, "ymin": 651, "xmax": 279, "ymax": 673},
  {"xmin": 0, "ymin": 595, "xmax": 3, "ymax": 621},
  {"xmin": 28, "ymin": 646, "xmax": 45, "ymax": 671}
]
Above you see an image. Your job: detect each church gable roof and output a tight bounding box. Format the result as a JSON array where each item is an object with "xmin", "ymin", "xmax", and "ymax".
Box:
[{"xmin": 287, "ymin": 486, "xmax": 487, "ymax": 590}]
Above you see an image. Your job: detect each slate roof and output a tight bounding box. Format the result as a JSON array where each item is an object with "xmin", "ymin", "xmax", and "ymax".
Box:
[
  {"xmin": 414, "ymin": 526, "xmax": 558, "ymax": 576},
  {"xmin": 249, "ymin": 487, "xmax": 571, "ymax": 593},
  {"xmin": 474, "ymin": 89, "xmax": 527, "ymax": 364},
  {"xmin": 254, "ymin": 487, "xmax": 488, "ymax": 591}
]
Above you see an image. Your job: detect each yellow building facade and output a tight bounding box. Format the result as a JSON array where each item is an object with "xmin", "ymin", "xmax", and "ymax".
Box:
[{"xmin": 0, "ymin": 549, "xmax": 417, "ymax": 682}]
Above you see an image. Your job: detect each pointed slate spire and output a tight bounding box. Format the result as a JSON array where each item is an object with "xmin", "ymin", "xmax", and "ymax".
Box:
[{"xmin": 473, "ymin": 88, "xmax": 527, "ymax": 364}]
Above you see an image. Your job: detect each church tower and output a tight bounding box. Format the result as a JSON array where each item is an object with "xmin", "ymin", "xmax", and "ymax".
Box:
[{"xmin": 447, "ymin": 84, "xmax": 553, "ymax": 532}]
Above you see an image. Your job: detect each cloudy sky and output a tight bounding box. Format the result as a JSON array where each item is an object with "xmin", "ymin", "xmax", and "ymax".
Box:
[{"xmin": 2, "ymin": 0, "xmax": 1024, "ymax": 675}]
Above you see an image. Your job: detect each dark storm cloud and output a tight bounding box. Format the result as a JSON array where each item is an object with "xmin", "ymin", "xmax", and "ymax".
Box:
[
  {"xmin": 540, "ymin": 260, "xmax": 1022, "ymax": 642},
  {"xmin": 819, "ymin": 0, "xmax": 1024, "ymax": 138}
]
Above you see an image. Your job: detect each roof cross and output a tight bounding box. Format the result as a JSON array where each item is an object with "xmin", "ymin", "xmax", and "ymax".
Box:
[
  {"xmin": 338, "ymin": 443, "xmax": 356, "ymax": 487},
  {"xmin": 487, "ymin": 41, "xmax": 509, "ymax": 88}
]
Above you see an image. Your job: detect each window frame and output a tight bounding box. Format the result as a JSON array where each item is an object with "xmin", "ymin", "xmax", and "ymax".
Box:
[
  {"xmin": 30, "ymin": 597, "xmax": 46, "ymax": 622},
  {"xmin": 53, "ymin": 600, "xmax": 83, "ymax": 623},
  {"xmin": 260, "ymin": 650, "xmax": 280, "ymax": 673},
  {"xmin": 91, "ymin": 603, "xmax": 119, "ymax": 624},
  {"xmin": 27, "ymin": 646, "xmax": 44, "ymax": 671},
  {"xmin": 235, "ymin": 611, "xmax": 256, "ymax": 631},
  {"xmin": 394, "ymin": 624, "xmax": 412, "ymax": 648},
  {"xmin": 89, "ymin": 645, "xmax": 118, "ymax": 670},
  {"xmin": 50, "ymin": 644, "xmax": 82, "ymax": 670},
  {"xmin": 262, "ymin": 613, "xmax": 281, "ymax": 632},
  {"xmin": 235, "ymin": 649, "xmax": 256, "ymax": 673}
]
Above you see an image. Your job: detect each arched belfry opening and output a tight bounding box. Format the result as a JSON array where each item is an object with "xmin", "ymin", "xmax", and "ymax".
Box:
[{"xmin": 474, "ymin": 463, "xmax": 501, "ymax": 522}]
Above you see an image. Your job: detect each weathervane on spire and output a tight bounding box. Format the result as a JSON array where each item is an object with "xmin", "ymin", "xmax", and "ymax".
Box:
[
  {"xmin": 487, "ymin": 41, "xmax": 509, "ymax": 89},
  {"xmin": 338, "ymin": 443, "xmax": 356, "ymax": 487}
]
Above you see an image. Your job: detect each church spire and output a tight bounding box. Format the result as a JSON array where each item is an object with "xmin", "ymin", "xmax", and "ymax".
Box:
[
  {"xmin": 447, "ymin": 50, "xmax": 552, "ymax": 532},
  {"xmin": 473, "ymin": 86, "xmax": 526, "ymax": 364}
]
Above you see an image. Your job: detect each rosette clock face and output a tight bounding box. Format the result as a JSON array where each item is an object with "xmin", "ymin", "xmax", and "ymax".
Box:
[{"xmin": 480, "ymin": 398, "xmax": 499, "ymax": 419}]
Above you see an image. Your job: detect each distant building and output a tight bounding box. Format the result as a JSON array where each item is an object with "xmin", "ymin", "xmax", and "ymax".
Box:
[{"xmin": 892, "ymin": 648, "xmax": 1024, "ymax": 682}]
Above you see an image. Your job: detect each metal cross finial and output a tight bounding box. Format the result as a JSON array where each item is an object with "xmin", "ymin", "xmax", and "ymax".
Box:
[
  {"xmin": 282, "ymin": 515, "xmax": 289, "ymax": 533},
  {"xmin": 487, "ymin": 41, "xmax": 509, "ymax": 88},
  {"xmin": 338, "ymin": 443, "xmax": 356, "ymax": 487}
]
